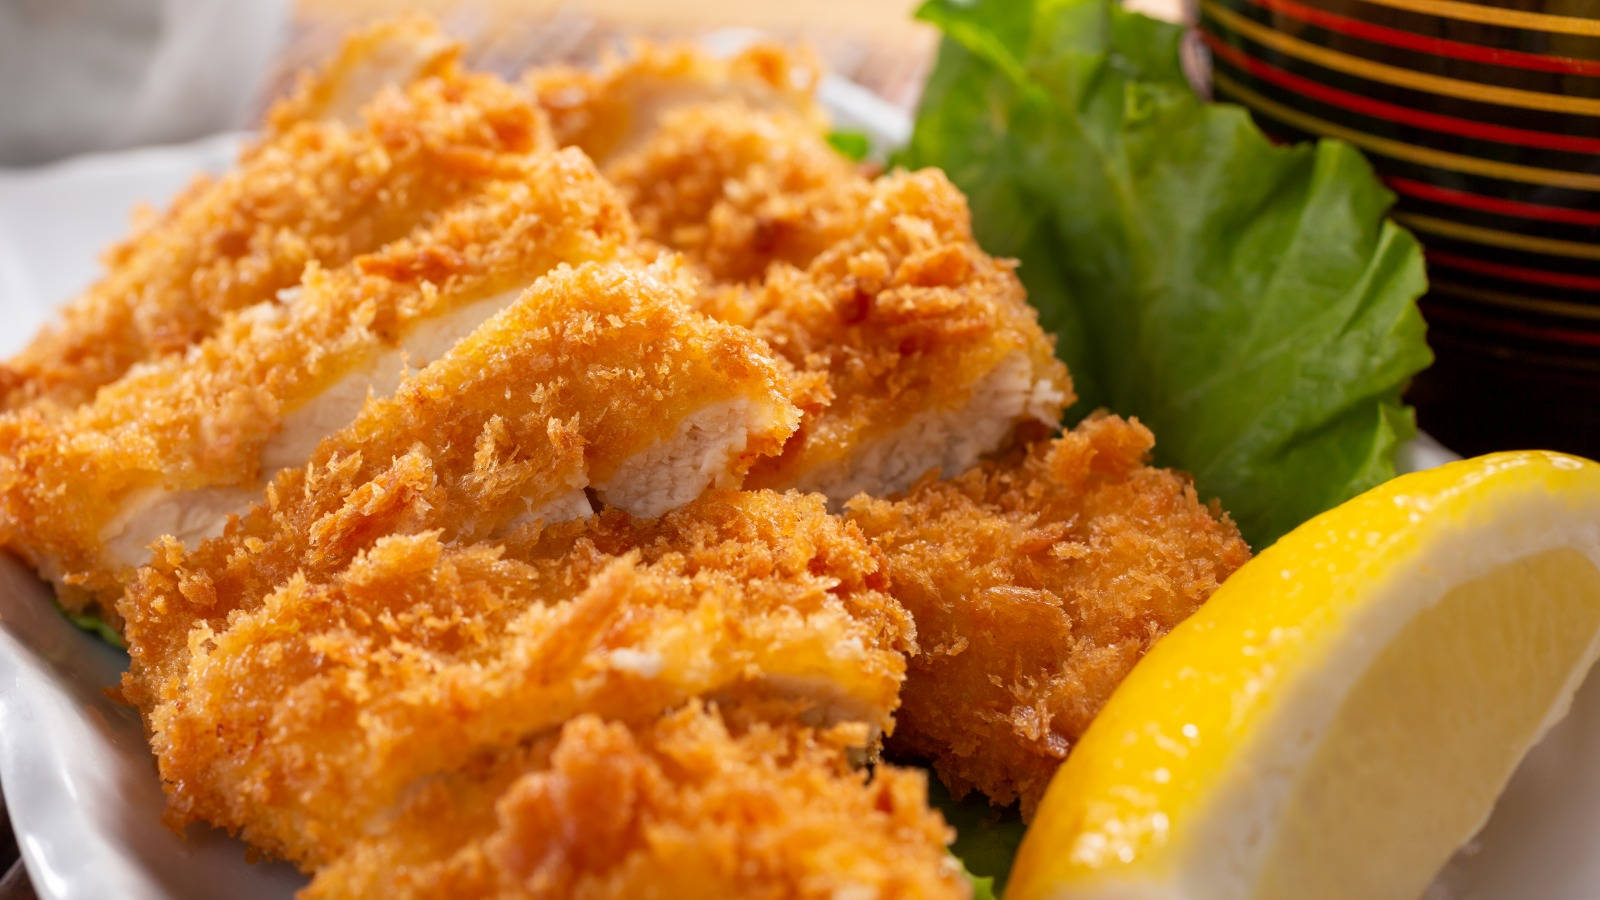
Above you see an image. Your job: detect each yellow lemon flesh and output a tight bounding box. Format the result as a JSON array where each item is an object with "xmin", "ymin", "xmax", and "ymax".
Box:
[{"xmin": 1008, "ymin": 451, "xmax": 1600, "ymax": 900}]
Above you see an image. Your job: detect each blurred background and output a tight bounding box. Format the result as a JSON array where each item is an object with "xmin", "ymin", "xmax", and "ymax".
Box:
[
  {"xmin": 0, "ymin": 0, "xmax": 936, "ymax": 166},
  {"xmin": 278, "ymin": 0, "xmax": 934, "ymax": 103}
]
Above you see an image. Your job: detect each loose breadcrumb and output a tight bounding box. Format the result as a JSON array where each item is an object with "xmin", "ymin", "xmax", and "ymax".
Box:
[
  {"xmin": 130, "ymin": 491, "xmax": 910, "ymax": 869},
  {"xmin": 848, "ymin": 414, "xmax": 1252, "ymax": 815},
  {"xmin": 305, "ymin": 704, "xmax": 965, "ymax": 900},
  {"xmin": 1, "ymin": 24, "xmax": 546, "ymax": 413},
  {"xmin": 0, "ymin": 151, "xmax": 641, "ymax": 622}
]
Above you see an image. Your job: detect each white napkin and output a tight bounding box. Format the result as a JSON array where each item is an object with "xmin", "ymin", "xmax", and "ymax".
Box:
[{"xmin": 0, "ymin": 0, "xmax": 289, "ymax": 165}]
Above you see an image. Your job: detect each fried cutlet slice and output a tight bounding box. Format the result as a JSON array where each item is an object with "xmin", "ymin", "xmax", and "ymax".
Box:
[
  {"xmin": 525, "ymin": 43, "xmax": 824, "ymax": 173},
  {"xmin": 0, "ymin": 152, "xmax": 655, "ymax": 622},
  {"xmin": 726, "ymin": 165, "xmax": 1072, "ymax": 503},
  {"xmin": 305, "ymin": 704, "xmax": 965, "ymax": 900},
  {"xmin": 847, "ymin": 414, "xmax": 1253, "ymax": 815},
  {"xmin": 547, "ymin": 69, "xmax": 1073, "ymax": 502},
  {"xmin": 114, "ymin": 257, "xmax": 805, "ymax": 722},
  {"xmin": 0, "ymin": 23, "xmax": 542, "ymax": 413},
  {"xmin": 127, "ymin": 491, "xmax": 908, "ymax": 869}
]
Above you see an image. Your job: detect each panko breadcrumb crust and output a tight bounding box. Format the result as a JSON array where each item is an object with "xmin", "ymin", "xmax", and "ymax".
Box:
[
  {"xmin": 602, "ymin": 101, "xmax": 856, "ymax": 283},
  {"xmin": 0, "ymin": 150, "xmax": 645, "ymax": 623},
  {"xmin": 724, "ymin": 165, "xmax": 1070, "ymax": 499},
  {"xmin": 120, "ymin": 258, "xmax": 802, "ymax": 712},
  {"xmin": 130, "ymin": 490, "xmax": 918, "ymax": 874},
  {"xmin": 305, "ymin": 704, "xmax": 964, "ymax": 900},
  {"xmin": 849, "ymin": 414, "xmax": 1252, "ymax": 814},
  {"xmin": 1, "ymin": 22, "xmax": 545, "ymax": 414},
  {"xmin": 559, "ymin": 81, "xmax": 1072, "ymax": 501}
]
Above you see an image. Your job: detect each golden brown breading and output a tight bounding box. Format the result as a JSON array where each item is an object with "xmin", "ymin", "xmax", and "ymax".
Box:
[
  {"xmin": 847, "ymin": 414, "xmax": 1252, "ymax": 815},
  {"xmin": 1, "ymin": 26, "xmax": 544, "ymax": 413},
  {"xmin": 543, "ymin": 65, "xmax": 1073, "ymax": 502},
  {"xmin": 0, "ymin": 152, "xmax": 654, "ymax": 622},
  {"xmin": 131, "ymin": 491, "xmax": 910, "ymax": 868},
  {"xmin": 603, "ymin": 102, "xmax": 861, "ymax": 284},
  {"xmin": 525, "ymin": 43, "xmax": 824, "ymax": 174},
  {"xmin": 305, "ymin": 704, "xmax": 965, "ymax": 900},
  {"xmin": 109, "ymin": 252, "xmax": 800, "ymax": 658},
  {"xmin": 727, "ymin": 166, "xmax": 1072, "ymax": 502}
]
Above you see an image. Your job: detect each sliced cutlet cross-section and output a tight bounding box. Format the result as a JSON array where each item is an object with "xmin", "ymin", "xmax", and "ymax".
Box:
[
  {"xmin": 114, "ymin": 256, "xmax": 803, "ymax": 710},
  {"xmin": 124, "ymin": 490, "xmax": 903, "ymax": 869},
  {"xmin": 727, "ymin": 166, "xmax": 1073, "ymax": 503},
  {"xmin": 0, "ymin": 21, "xmax": 544, "ymax": 413},
  {"xmin": 0, "ymin": 151, "xmax": 643, "ymax": 622},
  {"xmin": 305, "ymin": 704, "xmax": 965, "ymax": 899},
  {"xmin": 847, "ymin": 414, "xmax": 1253, "ymax": 815},
  {"xmin": 537, "ymin": 52, "xmax": 1074, "ymax": 503},
  {"xmin": 116, "ymin": 257, "xmax": 801, "ymax": 681}
]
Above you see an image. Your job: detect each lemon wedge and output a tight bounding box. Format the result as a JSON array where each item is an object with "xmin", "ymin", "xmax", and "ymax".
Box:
[{"xmin": 1007, "ymin": 451, "xmax": 1600, "ymax": 900}]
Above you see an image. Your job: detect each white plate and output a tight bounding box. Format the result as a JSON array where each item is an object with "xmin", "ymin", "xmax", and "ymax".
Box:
[{"xmin": 1, "ymin": 91, "xmax": 1596, "ymax": 900}]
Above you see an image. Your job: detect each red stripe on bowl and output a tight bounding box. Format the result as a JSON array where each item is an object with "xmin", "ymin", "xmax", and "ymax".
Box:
[
  {"xmin": 1427, "ymin": 250, "xmax": 1600, "ymax": 292},
  {"xmin": 1385, "ymin": 177, "xmax": 1600, "ymax": 226},
  {"xmin": 1239, "ymin": 0, "xmax": 1600, "ymax": 75},
  {"xmin": 1202, "ymin": 31, "xmax": 1600, "ymax": 153}
]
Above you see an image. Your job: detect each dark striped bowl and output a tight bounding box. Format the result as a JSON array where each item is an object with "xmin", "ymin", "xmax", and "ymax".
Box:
[{"xmin": 1196, "ymin": 0, "xmax": 1600, "ymax": 456}]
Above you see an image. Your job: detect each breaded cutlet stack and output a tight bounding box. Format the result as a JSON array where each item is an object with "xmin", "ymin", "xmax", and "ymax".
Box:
[
  {"xmin": 848, "ymin": 414, "xmax": 1253, "ymax": 815},
  {"xmin": 125, "ymin": 488, "xmax": 931, "ymax": 878},
  {"xmin": 0, "ymin": 150, "xmax": 664, "ymax": 624},
  {"xmin": 305, "ymin": 704, "xmax": 960, "ymax": 899},
  {"xmin": 530, "ymin": 47, "xmax": 1072, "ymax": 504},
  {"xmin": 116, "ymin": 266, "xmax": 959, "ymax": 891},
  {"xmin": 1, "ymin": 21, "xmax": 539, "ymax": 414}
]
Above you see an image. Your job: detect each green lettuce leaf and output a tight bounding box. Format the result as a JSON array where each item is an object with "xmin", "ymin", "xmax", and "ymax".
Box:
[
  {"xmin": 59, "ymin": 604, "xmax": 125, "ymax": 649},
  {"xmin": 898, "ymin": 0, "xmax": 1431, "ymax": 549},
  {"xmin": 826, "ymin": 129, "xmax": 873, "ymax": 161},
  {"xmin": 928, "ymin": 778, "xmax": 1025, "ymax": 893}
]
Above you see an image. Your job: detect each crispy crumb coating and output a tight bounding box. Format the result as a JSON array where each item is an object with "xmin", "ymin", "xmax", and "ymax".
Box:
[
  {"xmin": 305, "ymin": 704, "xmax": 965, "ymax": 900},
  {"xmin": 129, "ymin": 491, "xmax": 910, "ymax": 869},
  {"xmin": 525, "ymin": 43, "xmax": 824, "ymax": 172},
  {"xmin": 724, "ymin": 166, "xmax": 1071, "ymax": 501},
  {"xmin": 604, "ymin": 102, "xmax": 861, "ymax": 284},
  {"xmin": 0, "ymin": 152, "xmax": 641, "ymax": 621},
  {"xmin": 118, "ymin": 255, "xmax": 800, "ymax": 689},
  {"xmin": 554, "ymin": 74, "xmax": 1073, "ymax": 501},
  {"xmin": 847, "ymin": 414, "xmax": 1252, "ymax": 815},
  {"xmin": 1, "ymin": 29, "xmax": 546, "ymax": 413}
]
